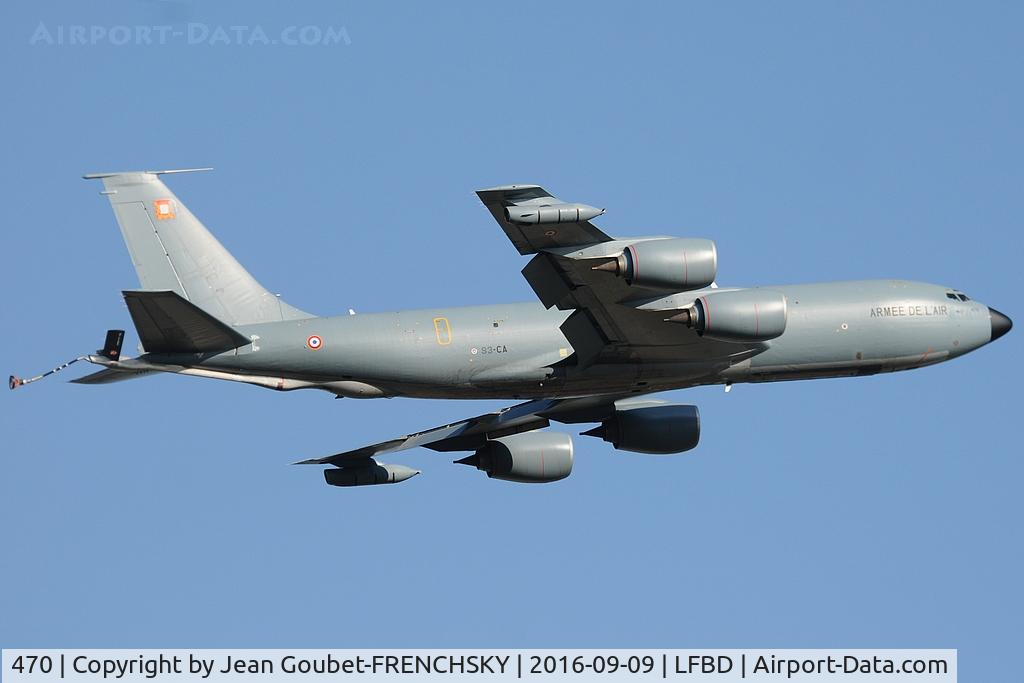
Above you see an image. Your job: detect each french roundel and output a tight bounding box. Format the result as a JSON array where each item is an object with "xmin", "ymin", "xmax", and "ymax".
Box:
[{"xmin": 306, "ymin": 335, "xmax": 323, "ymax": 350}]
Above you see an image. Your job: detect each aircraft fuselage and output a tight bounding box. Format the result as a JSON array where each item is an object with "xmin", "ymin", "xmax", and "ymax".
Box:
[{"xmin": 162, "ymin": 279, "xmax": 998, "ymax": 400}]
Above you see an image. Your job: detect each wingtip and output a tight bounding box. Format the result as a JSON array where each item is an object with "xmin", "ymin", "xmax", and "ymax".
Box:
[{"xmin": 475, "ymin": 183, "xmax": 545, "ymax": 195}]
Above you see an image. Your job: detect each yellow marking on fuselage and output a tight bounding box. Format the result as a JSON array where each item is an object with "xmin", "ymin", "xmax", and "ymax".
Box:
[{"xmin": 433, "ymin": 317, "xmax": 452, "ymax": 346}]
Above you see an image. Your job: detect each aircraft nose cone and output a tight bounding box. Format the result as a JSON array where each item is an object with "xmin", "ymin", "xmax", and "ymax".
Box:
[{"xmin": 989, "ymin": 308, "xmax": 1012, "ymax": 342}]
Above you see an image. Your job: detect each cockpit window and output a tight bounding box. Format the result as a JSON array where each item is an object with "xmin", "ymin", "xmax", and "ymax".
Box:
[
  {"xmin": 946, "ymin": 290, "xmax": 971, "ymax": 302},
  {"xmin": 946, "ymin": 292, "xmax": 958, "ymax": 300}
]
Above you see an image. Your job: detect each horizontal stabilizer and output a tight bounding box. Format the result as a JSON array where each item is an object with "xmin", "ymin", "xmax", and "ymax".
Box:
[
  {"xmin": 123, "ymin": 290, "xmax": 250, "ymax": 353},
  {"xmin": 71, "ymin": 366, "xmax": 160, "ymax": 384}
]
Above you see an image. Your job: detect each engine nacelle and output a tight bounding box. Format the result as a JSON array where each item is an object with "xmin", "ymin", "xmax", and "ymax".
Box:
[
  {"xmin": 504, "ymin": 203, "xmax": 604, "ymax": 225},
  {"xmin": 593, "ymin": 238, "xmax": 717, "ymax": 291},
  {"xmin": 324, "ymin": 462, "xmax": 420, "ymax": 487},
  {"xmin": 456, "ymin": 431, "xmax": 574, "ymax": 483},
  {"xmin": 669, "ymin": 288, "xmax": 787, "ymax": 342},
  {"xmin": 583, "ymin": 404, "xmax": 701, "ymax": 454}
]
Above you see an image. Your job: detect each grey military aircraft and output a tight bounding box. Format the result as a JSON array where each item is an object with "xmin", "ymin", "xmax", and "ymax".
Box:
[{"xmin": 11, "ymin": 169, "xmax": 1012, "ymax": 487}]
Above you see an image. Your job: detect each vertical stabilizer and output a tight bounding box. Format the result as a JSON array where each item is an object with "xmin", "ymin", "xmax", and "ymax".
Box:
[{"xmin": 83, "ymin": 169, "xmax": 310, "ymax": 325}]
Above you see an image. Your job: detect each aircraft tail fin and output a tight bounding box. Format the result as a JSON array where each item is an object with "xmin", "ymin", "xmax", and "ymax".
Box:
[
  {"xmin": 84, "ymin": 169, "xmax": 311, "ymax": 325},
  {"xmin": 123, "ymin": 290, "xmax": 251, "ymax": 353}
]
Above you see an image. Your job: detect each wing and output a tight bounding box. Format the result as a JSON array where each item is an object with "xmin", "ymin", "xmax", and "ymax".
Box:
[
  {"xmin": 296, "ymin": 394, "xmax": 638, "ymax": 467},
  {"xmin": 476, "ymin": 185, "xmax": 612, "ymax": 254},
  {"xmin": 477, "ymin": 185, "xmax": 765, "ymax": 366}
]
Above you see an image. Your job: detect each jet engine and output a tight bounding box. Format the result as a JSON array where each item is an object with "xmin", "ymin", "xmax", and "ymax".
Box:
[
  {"xmin": 668, "ymin": 288, "xmax": 787, "ymax": 342},
  {"xmin": 324, "ymin": 462, "xmax": 420, "ymax": 487},
  {"xmin": 581, "ymin": 404, "xmax": 700, "ymax": 454},
  {"xmin": 456, "ymin": 431, "xmax": 574, "ymax": 483},
  {"xmin": 593, "ymin": 238, "xmax": 717, "ymax": 291},
  {"xmin": 505, "ymin": 203, "xmax": 605, "ymax": 225}
]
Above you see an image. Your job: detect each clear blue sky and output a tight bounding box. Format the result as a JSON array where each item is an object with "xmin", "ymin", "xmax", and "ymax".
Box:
[{"xmin": 1, "ymin": 1, "xmax": 1021, "ymax": 678}]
